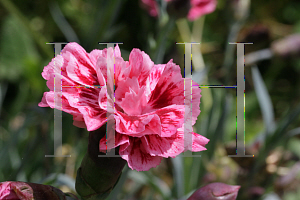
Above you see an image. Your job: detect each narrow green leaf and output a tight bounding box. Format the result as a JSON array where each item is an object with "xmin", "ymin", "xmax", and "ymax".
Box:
[
  {"xmin": 144, "ymin": 171, "xmax": 171, "ymax": 200},
  {"xmin": 251, "ymin": 65, "xmax": 276, "ymax": 135},
  {"xmin": 287, "ymin": 127, "xmax": 300, "ymax": 137},
  {"xmin": 49, "ymin": 2, "xmax": 80, "ymax": 43},
  {"xmin": 171, "ymin": 156, "xmax": 184, "ymax": 199}
]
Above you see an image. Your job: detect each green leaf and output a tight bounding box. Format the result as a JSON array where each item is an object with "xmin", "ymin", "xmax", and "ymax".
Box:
[
  {"xmin": 270, "ymin": 104, "xmax": 300, "ymax": 144},
  {"xmin": 287, "ymin": 127, "xmax": 300, "ymax": 138},
  {"xmin": 49, "ymin": 2, "xmax": 80, "ymax": 43},
  {"xmin": 171, "ymin": 156, "xmax": 184, "ymax": 199},
  {"xmin": 0, "ymin": 15, "xmax": 39, "ymax": 82},
  {"xmin": 40, "ymin": 173, "xmax": 76, "ymax": 192},
  {"xmin": 251, "ymin": 65, "xmax": 276, "ymax": 136}
]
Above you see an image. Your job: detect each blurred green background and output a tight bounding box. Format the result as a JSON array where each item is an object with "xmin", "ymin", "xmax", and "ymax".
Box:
[{"xmin": 0, "ymin": 0, "xmax": 300, "ymax": 199}]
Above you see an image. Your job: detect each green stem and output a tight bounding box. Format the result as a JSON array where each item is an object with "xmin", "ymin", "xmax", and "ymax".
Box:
[
  {"xmin": 154, "ymin": 17, "xmax": 176, "ymax": 64},
  {"xmin": 75, "ymin": 125, "xmax": 126, "ymax": 200},
  {"xmin": 223, "ymin": 20, "xmax": 244, "ymax": 85}
]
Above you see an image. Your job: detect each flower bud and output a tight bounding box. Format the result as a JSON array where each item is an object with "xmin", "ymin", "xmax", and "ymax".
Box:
[
  {"xmin": 187, "ymin": 182, "xmax": 240, "ymax": 200},
  {"xmin": 0, "ymin": 181, "xmax": 79, "ymax": 200}
]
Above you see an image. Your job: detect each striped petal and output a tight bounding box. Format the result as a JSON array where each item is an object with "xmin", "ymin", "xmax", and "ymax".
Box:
[{"xmin": 121, "ymin": 138, "xmax": 163, "ymax": 171}]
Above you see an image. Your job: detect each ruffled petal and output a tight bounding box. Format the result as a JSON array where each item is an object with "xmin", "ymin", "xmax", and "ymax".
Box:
[
  {"xmin": 114, "ymin": 44, "xmax": 122, "ymax": 57},
  {"xmin": 115, "ymin": 112, "xmax": 156, "ymax": 135},
  {"xmin": 72, "ymin": 113, "xmax": 87, "ymax": 128},
  {"xmin": 62, "ymin": 43, "xmax": 99, "ymax": 86},
  {"xmin": 146, "ymin": 60, "xmax": 184, "ymax": 111},
  {"xmin": 116, "ymin": 77, "xmax": 148, "ymax": 116},
  {"xmin": 89, "ymin": 49, "xmax": 103, "ymax": 66},
  {"xmin": 42, "ymin": 55, "xmax": 77, "ymax": 91},
  {"xmin": 77, "ymin": 106, "xmax": 107, "ymax": 131},
  {"xmin": 115, "ymin": 60, "xmax": 131, "ymax": 87},
  {"xmin": 115, "ymin": 104, "xmax": 185, "ymax": 138},
  {"xmin": 141, "ymin": 135, "xmax": 177, "ymax": 157},
  {"xmin": 66, "ymin": 51, "xmax": 98, "ymax": 86},
  {"xmin": 122, "ymin": 138, "xmax": 163, "ymax": 171},
  {"xmin": 128, "ymin": 49, "xmax": 153, "ymax": 86},
  {"xmin": 99, "ymin": 130, "xmax": 130, "ymax": 151},
  {"xmin": 142, "ymin": 129, "xmax": 209, "ymax": 158},
  {"xmin": 144, "ymin": 64, "xmax": 166, "ymax": 103},
  {"xmin": 73, "ymin": 120, "xmax": 87, "ymax": 129},
  {"xmin": 152, "ymin": 105, "xmax": 185, "ymax": 137},
  {"xmin": 190, "ymin": 131, "xmax": 210, "ymax": 151},
  {"xmin": 42, "ymin": 91, "xmax": 82, "ymax": 116},
  {"xmin": 98, "ymin": 85, "xmax": 114, "ymax": 112},
  {"xmin": 65, "ymin": 86, "xmax": 107, "ymax": 131}
]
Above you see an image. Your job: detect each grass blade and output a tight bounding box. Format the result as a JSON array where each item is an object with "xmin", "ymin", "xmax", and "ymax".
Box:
[{"xmin": 251, "ymin": 65, "xmax": 276, "ymax": 135}]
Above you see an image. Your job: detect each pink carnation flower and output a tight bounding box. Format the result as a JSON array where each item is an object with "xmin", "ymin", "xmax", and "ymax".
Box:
[
  {"xmin": 140, "ymin": 0, "xmax": 159, "ymax": 17},
  {"xmin": 140, "ymin": 0, "xmax": 217, "ymax": 21},
  {"xmin": 187, "ymin": 0, "xmax": 217, "ymax": 21},
  {"xmin": 39, "ymin": 43, "xmax": 209, "ymax": 171}
]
